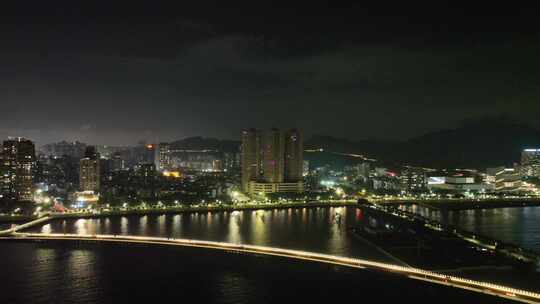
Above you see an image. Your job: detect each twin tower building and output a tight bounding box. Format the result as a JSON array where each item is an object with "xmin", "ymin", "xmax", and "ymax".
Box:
[{"xmin": 241, "ymin": 128, "xmax": 304, "ymax": 196}]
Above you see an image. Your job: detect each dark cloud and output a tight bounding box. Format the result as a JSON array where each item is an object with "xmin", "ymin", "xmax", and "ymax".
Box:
[{"xmin": 0, "ymin": 2, "xmax": 539, "ymax": 145}]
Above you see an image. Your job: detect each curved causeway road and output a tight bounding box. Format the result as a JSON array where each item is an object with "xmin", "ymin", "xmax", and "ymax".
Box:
[{"xmin": 1, "ymin": 232, "xmax": 539, "ymax": 304}]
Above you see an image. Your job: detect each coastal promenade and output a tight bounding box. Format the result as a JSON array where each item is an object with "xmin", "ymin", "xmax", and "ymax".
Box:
[
  {"xmin": 377, "ymin": 197, "xmax": 540, "ymax": 210},
  {"xmin": 0, "ymin": 200, "xmax": 357, "ymax": 224}
]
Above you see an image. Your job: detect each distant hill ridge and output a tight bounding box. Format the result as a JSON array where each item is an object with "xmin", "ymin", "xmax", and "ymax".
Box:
[
  {"xmin": 170, "ymin": 136, "xmax": 240, "ymax": 152},
  {"xmin": 304, "ymin": 119, "xmax": 540, "ymax": 169},
  {"xmin": 41, "ymin": 119, "xmax": 540, "ymax": 169}
]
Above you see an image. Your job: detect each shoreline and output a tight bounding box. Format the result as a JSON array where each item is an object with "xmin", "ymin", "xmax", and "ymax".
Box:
[
  {"xmin": 357, "ymin": 203, "xmax": 540, "ymax": 264},
  {"xmin": 4, "ymin": 198, "xmax": 540, "ymax": 223},
  {"xmin": 53, "ymin": 201, "xmax": 357, "ymax": 220},
  {"xmin": 381, "ymin": 198, "xmax": 540, "ymax": 210},
  {"xmin": 0, "ymin": 201, "xmax": 357, "ymax": 223}
]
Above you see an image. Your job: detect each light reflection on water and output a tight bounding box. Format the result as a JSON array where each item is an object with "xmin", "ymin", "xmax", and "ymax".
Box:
[
  {"xmin": 26, "ymin": 245, "xmax": 101, "ymax": 303},
  {"xmin": 75, "ymin": 219, "xmax": 88, "ymax": 235},
  {"xmin": 36, "ymin": 205, "xmax": 540, "ymax": 257},
  {"xmin": 17, "ymin": 205, "xmax": 540, "ymax": 295},
  {"xmin": 1, "ymin": 242, "xmax": 513, "ymax": 304},
  {"xmin": 139, "ymin": 216, "xmax": 147, "ymax": 235},
  {"xmin": 32, "ymin": 207, "xmax": 388, "ymax": 261},
  {"xmin": 227, "ymin": 212, "xmax": 242, "ymax": 244},
  {"xmin": 119, "ymin": 217, "xmax": 127, "ymax": 234},
  {"xmin": 41, "ymin": 223, "xmax": 51, "ymax": 234}
]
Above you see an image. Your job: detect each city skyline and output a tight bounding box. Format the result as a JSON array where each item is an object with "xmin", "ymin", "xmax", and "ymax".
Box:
[{"xmin": 1, "ymin": 3, "xmax": 540, "ymax": 303}]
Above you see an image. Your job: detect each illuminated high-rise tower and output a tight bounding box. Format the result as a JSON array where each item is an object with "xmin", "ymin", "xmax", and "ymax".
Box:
[
  {"xmin": 158, "ymin": 142, "xmax": 171, "ymax": 171},
  {"xmin": 241, "ymin": 128, "xmax": 304, "ymax": 196},
  {"xmin": 284, "ymin": 128, "xmax": 303, "ymax": 183},
  {"xmin": 262, "ymin": 128, "xmax": 284, "ymax": 183},
  {"xmin": 143, "ymin": 144, "xmax": 157, "ymax": 165},
  {"xmin": 80, "ymin": 146, "xmax": 100, "ymax": 192},
  {"xmin": 2, "ymin": 137, "xmax": 36, "ymax": 201},
  {"xmin": 241, "ymin": 129, "xmax": 261, "ymax": 192}
]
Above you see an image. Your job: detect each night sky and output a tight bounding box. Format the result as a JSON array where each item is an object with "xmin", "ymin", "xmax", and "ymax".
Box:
[{"xmin": 1, "ymin": 2, "xmax": 539, "ymax": 146}]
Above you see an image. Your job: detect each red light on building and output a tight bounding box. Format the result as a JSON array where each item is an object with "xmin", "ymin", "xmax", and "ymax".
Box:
[{"xmin": 356, "ymin": 209, "xmax": 363, "ymax": 220}]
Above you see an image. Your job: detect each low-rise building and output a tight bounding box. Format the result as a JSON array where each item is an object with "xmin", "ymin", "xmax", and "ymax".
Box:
[
  {"xmin": 495, "ymin": 168, "xmax": 522, "ymax": 191},
  {"xmin": 248, "ymin": 181, "xmax": 304, "ymax": 196},
  {"xmin": 427, "ymin": 170, "xmax": 492, "ymax": 192}
]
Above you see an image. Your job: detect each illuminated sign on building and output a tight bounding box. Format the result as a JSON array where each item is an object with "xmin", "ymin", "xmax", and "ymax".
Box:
[{"xmin": 428, "ymin": 177, "xmax": 446, "ymax": 185}]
